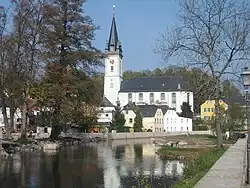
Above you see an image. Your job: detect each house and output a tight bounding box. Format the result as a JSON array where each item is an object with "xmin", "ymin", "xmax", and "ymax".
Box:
[
  {"xmin": 122, "ymin": 104, "xmax": 192, "ymax": 132},
  {"xmin": 164, "ymin": 109, "xmax": 192, "ymax": 132},
  {"xmin": 102, "ymin": 8, "xmax": 194, "ymax": 114},
  {"xmin": 97, "ymin": 97, "xmax": 115, "ymax": 127},
  {"xmin": 200, "ymin": 96, "xmax": 245, "ymax": 120}
]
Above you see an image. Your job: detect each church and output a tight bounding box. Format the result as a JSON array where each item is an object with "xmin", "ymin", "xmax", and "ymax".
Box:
[{"xmin": 103, "ymin": 9, "xmax": 194, "ymax": 114}]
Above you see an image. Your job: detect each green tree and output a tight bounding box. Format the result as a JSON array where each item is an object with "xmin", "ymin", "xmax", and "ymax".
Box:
[
  {"xmin": 134, "ymin": 108, "xmax": 143, "ymax": 132},
  {"xmin": 110, "ymin": 106, "xmax": 126, "ymax": 132},
  {"xmin": 39, "ymin": 0, "xmax": 102, "ymax": 139},
  {"xmin": 180, "ymin": 102, "xmax": 193, "ymax": 118}
]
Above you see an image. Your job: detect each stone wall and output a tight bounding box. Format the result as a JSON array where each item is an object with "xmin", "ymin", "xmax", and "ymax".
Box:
[
  {"xmin": 66, "ymin": 131, "xmax": 212, "ymax": 140},
  {"xmin": 194, "ymin": 137, "xmax": 247, "ymax": 188}
]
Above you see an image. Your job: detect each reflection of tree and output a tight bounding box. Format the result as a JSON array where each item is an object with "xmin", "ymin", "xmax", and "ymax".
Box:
[
  {"xmin": 134, "ymin": 144, "xmax": 143, "ymax": 162},
  {"xmin": 115, "ymin": 146, "xmax": 125, "ymax": 160},
  {"xmin": 171, "ymin": 162, "xmax": 177, "ymax": 178},
  {"xmin": 52, "ymin": 152, "xmax": 61, "ymax": 188}
]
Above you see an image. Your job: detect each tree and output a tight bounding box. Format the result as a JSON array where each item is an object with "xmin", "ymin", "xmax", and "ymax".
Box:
[
  {"xmin": 40, "ymin": 0, "xmax": 102, "ymax": 139},
  {"xmin": 10, "ymin": 0, "xmax": 45, "ymax": 139},
  {"xmin": 134, "ymin": 108, "xmax": 143, "ymax": 132},
  {"xmin": 180, "ymin": 102, "xmax": 193, "ymax": 118},
  {"xmin": 110, "ymin": 106, "xmax": 126, "ymax": 132},
  {"xmin": 155, "ymin": 0, "xmax": 250, "ymax": 147}
]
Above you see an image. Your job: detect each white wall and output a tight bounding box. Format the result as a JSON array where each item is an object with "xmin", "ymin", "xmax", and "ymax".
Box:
[
  {"xmin": 97, "ymin": 107, "xmax": 115, "ymax": 124},
  {"xmin": 122, "ymin": 109, "xmax": 136, "ymax": 128},
  {"xmin": 104, "ymin": 54, "xmax": 123, "ymax": 105},
  {"xmin": 0, "ymin": 107, "xmax": 21, "ymax": 128},
  {"xmin": 142, "ymin": 117, "xmax": 155, "ymax": 131},
  {"xmin": 163, "ymin": 110, "xmax": 192, "ymax": 132},
  {"xmin": 118, "ymin": 91, "xmax": 193, "ymax": 113}
]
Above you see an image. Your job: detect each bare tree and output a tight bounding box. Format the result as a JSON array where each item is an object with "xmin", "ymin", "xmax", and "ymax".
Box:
[
  {"xmin": 10, "ymin": 0, "xmax": 44, "ymax": 139},
  {"xmin": 155, "ymin": 0, "xmax": 250, "ymax": 147}
]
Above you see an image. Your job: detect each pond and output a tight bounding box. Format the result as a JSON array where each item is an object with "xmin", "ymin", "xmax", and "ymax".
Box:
[{"xmin": 0, "ymin": 139, "xmax": 184, "ymax": 188}]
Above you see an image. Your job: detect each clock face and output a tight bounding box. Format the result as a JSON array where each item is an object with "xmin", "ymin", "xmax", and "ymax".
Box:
[{"xmin": 110, "ymin": 60, "xmax": 114, "ymax": 64}]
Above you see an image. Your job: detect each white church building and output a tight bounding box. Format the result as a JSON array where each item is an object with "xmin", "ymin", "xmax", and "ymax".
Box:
[{"xmin": 103, "ymin": 10, "xmax": 194, "ymax": 113}]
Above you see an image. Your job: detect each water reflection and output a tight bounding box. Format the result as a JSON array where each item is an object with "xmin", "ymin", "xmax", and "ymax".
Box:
[{"xmin": 0, "ymin": 139, "xmax": 184, "ymax": 188}]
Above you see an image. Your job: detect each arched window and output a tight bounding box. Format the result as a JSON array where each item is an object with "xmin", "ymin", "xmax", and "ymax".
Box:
[
  {"xmin": 110, "ymin": 83, "xmax": 113, "ymax": 88},
  {"xmin": 111, "ymin": 66, "xmax": 114, "ymax": 72},
  {"xmin": 139, "ymin": 93, "xmax": 143, "ymax": 101},
  {"xmin": 172, "ymin": 92, "xmax": 176, "ymax": 109},
  {"xmin": 187, "ymin": 92, "xmax": 190, "ymax": 104},
  {"xmin": 128, "ymin": 93, "xmax": 132, "ymax": 102},
  {"xmin": 150, "ymin": 93, "xmax": 154, "ymax": 104},
  {"xmin": 161, "ymin": 93, "xmax": 165, "ymax": 100}
]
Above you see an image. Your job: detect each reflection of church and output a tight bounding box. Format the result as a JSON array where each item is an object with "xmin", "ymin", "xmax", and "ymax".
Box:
[{"xmin": 96, "ymin": 140, "xmax": 184, "ymax": 188}]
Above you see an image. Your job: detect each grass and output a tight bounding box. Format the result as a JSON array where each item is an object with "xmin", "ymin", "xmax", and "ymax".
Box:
[
  {"xmin": 157, "ymin": 146, "xmax": 212, "ymax": 160},
  {"xmin": 173, "ymin": 147, "xmax": 226, "ymax": 188}
]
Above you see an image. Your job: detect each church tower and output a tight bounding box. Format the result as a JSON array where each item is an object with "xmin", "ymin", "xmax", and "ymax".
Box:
[{"xmin": 104, "ymin": 5, "xmax": 123, "ymax": 106}]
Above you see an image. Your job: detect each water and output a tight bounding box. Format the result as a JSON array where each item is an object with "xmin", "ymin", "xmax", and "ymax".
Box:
[{"xmin": 0, "ymin": 139, "xmax": 184, "ymax": 188}]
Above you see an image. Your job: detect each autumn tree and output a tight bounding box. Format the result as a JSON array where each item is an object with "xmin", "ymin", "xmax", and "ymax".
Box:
[
  {"xmin": 40, "ymin": 0, "xmax": 102, "ymax": 139},
  {"xmin": 8, "ymin": 0, "xmax": 44, "ymax": 139},
  {"xmin": 155, "ymin": 0, "xmax": 250, "ymax": 147}
]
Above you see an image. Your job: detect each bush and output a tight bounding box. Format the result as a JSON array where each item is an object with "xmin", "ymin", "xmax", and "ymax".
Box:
[{"xmin": 193, "ymin": 125, "xmax": 208, "ymax": 131}]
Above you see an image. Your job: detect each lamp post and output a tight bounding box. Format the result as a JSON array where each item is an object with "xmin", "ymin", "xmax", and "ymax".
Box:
[{"xmin": 241, "ymin": 67, "xmax": 250, "ymax": 184}]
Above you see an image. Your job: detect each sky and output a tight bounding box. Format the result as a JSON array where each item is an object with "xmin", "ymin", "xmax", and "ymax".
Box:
[{"xmin": 1, "ymin": 0, "xmax": 180, "ymax": 71}]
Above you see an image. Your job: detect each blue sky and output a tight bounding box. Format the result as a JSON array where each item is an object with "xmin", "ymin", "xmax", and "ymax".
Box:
[{"xmin": 1, "ymin": 0, "xmax": 179, "ymax": 71}]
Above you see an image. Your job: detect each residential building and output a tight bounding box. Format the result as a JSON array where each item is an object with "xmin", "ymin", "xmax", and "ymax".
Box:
[
  {"xmin": 122, "ymin": 104, "xmax": 192, "ymax": 132},
  {"xmin": 103, "ymin": 8, "xmax": 194, "ymax": 114},
  {"xmin": 97, "ymin": 97, "xmax": 115, "ymax": 127},
  {"xmin": 163, "ymin": 109, "xmax": 192, "ymax": 132},
  {"xmin": 200, "ymin": 96, "xmax": 245, "ymax": 120}
]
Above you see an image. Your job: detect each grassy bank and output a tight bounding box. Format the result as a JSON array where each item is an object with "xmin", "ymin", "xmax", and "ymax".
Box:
[
  {"xmin": 157, "ymin": 146, "xmax": 212, "ymax": 160},
  {"xmin": 173, "ymin": 147, "xmax": 226, "ymax": 188}
]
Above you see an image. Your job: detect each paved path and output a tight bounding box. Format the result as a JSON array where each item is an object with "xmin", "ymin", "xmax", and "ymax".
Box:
[{"xmin": 194, "ymin": 138, "xmax": 247, "ymax": 188}]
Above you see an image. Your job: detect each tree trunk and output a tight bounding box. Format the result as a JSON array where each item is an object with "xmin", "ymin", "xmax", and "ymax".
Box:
[
  {"xmin": 214, "ymin": 81, "xmax": 223, "ymax": 148},
  {"xmin": 10, "ymin": 107, "xmax": 15, "ymax": 132},
  {"xmin": 50, "ymin": 106, "xmax": 61, "ymax": 140},
  {"xmin": 1, "ymin": 95, "xmax": 11, "ymax": 139},
  {"xmin": 21, "ymin": 105, "xmax": 27, "ymax": 139}
]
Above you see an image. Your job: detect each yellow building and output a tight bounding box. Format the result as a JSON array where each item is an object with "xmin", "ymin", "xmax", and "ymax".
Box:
[{"xmin": 200, "ymin": 100, "xmax": 228, "ymax": 120}]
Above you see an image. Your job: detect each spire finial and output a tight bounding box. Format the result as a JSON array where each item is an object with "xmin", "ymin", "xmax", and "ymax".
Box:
[{"xmin": 113, "ymin": 5, "xmax": 115, "ymax": 17}]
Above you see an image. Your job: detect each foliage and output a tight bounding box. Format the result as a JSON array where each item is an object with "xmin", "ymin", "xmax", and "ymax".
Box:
[
  {"xmin": 180, "ymin": 102, "xmax": 193, "ymax": 118},
  {"xmin": 133, "ymin": 107, "xmax": 143, "ymax": 132},
  {"xmin": 173, "ymin": 148, "xmax": 226, "ymax": 188},
  {"xmin": 110, "ymin": 106, "xmax": 126, "ymax": 132}
]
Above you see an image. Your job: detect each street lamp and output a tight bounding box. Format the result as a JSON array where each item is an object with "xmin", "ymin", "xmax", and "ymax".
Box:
[{"xmin": 241, "ymin": 67, "xmax": 250, "ymax": 184}]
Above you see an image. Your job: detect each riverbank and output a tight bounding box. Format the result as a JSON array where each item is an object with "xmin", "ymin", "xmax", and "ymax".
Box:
[{"xmin": 157, "ymin": 140, "xmax": 227, "ymax": 188}]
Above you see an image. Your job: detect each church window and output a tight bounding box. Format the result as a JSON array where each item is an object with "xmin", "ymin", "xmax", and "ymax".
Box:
[
  {"xmin": 128, "ymin": 93, "xmax": 132, "ymax": 102},
  {"xmin": 129, "ymin": 118, "xmax": 133, "ymax": 123},
  {"xmin": 111, "ymin": 66, "xmax": 114, "ymax": 72},
  {"xmin": 187, "ymin": 92, "xmax": 190, "ymax": 104},
  {"xmin": 110, "ymin": 83, "xmax": 113, "ymax": 88},
  {"xmin": 149, "ymin": 93, "xmax": 154, "ymax": 104},
  {"xmin": 161, "ymin": 93, "xmax": 165, "ymax": 100},
  {"xmin": 172, "ymin": 93, "xmax": 176, "ymax": 108},
  {"xmin": 139, "ymin": 93, "xmax": 143, "ymax": 101}
]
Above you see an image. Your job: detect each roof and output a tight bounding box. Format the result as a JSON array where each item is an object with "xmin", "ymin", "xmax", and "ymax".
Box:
[
  {"xmin": 105, "ymin": 14, "xmax": 122, "ymax": 54},
  {"xmin": 137, "ymin": 105, "xmax": 158, "ymax": 117},
  {"xmin": 101, "ymin": 97, "xmax": 114, "ymax": 107},
  {"xmin": 224, "ymin": 95, "xmax": 245, "ymax": 106},
  {"xmin": 119, "ymin": 76, "xmax": 192, "ymax": 92}
]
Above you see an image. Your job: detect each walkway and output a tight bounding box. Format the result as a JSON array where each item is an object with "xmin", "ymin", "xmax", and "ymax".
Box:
[{"xmin": 194, "ymin": 138, "xmax": 247, "ymax": 188}]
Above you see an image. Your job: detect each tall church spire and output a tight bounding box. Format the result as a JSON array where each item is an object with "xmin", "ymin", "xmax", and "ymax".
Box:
[{"xmin": 106, "ymin": 5, "xmax": 122, "ymax": 56}]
